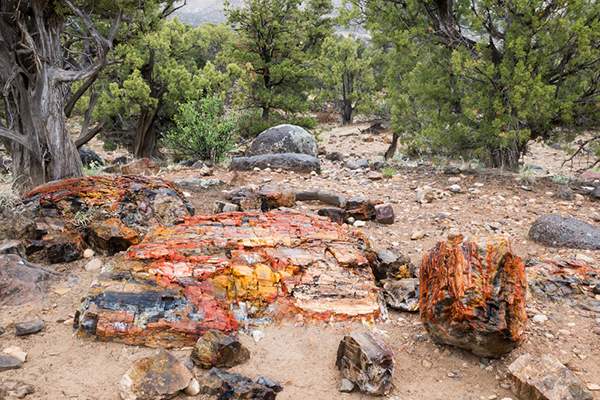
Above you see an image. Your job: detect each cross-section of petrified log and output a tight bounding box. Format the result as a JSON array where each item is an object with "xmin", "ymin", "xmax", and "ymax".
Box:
[
  {"xmin": 75, "ymin": 210, "xmax": 380, "ymax": 347},
  {"xmin": 336, "ymin": 331, "xmax": 394, "ymax": 396},
  {"xmin": 419, "ymin": 234, "xmax": 527, "ymax": 357}
]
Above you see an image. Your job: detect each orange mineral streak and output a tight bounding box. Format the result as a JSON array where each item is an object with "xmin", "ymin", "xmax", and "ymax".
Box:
[{"xmin": 76, "ymin": 210, "xmax": 381, "ymax": 348}]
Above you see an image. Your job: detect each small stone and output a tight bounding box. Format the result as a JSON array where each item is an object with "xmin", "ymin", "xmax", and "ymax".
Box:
[
  {"xmin": 587, "ymin": 383, "xmax": 600, "ymax": 391},
  {"xmin": 0, "ymin": 355, "xmax": 21, "ymax": 371},
  {"xmin": 184, "ymin": 378, "xmax": 200, "ymax": 396},
  {"xmin": 450, "ymin": 184, "xmax": 461, "ymax": 193},
  {"xmin": 575, "ymin": 253, "xmax": 595, "ymax": 264},
  {"xmin": 83, "ymin": 248, "xmax": 94, "ymax": 258},
  {"xmin": 252, "ymin": 330, "xmax": 265, "ymax": 342},
  {"xmin": 347, "ymin": 217, "xmax": 356, "ymax": 224},
  {"xmin": 532, "ymin": 314, "xmax": 548, "ymax": 324},
  {"xmin": 592, "ymin": 327, "xmax": 600, "ymax": 335},
  {"xmin": 411, "ymin": 230, "xmax": 425, "ymax": 240},
  {"xmin": 422, "ymin": 359, "xmax": 432, "ymax": 369},
  {"xmin": 1, "ymin": 380, "xmax": 35, "ymax": 398},
  {"xmin": 489, "ymin": 395, "xmax": 497, "ymax": 399},
  {"xmin": 339, "ymin": 378, "xmax": 355, "ymax": 392},
  {"xmin": 353, "ymin": 220, "xmax": 366, "ymax": 227},
  {"xmin": 254, "ymin": 376, "xmax": 283, "ymax": 392},
  {"xmin": 592, "ymin": 284, "xmax": 600, "ymax": 295},
  {"xmin": 85, "ymin": 258, "xmax": 103, "ymax": 271},
  {"xmin": 15, "ymin": 320, "xmax": 45, "ymax": 336},
  {"xmin": 375, "ymin": 204, "xmax": 395, "ymax": 224},
  {"xmin": 191, "ymin": 329, "xmax": 250, "ymax": 369},
  {"xmin": 367, "ymin": 171, "xmax": 383, "ymax": 180},
  {"xmin": 448, "ymin": 177, "xmax": 461, "ymax": 183},
  {"xmin": 3, "ymin": 347, "xmax": 26, "ymax": 363},
  {"xmin": 558, "ymin": 329, "xmax": 571, "ymax": 336},
  {"xmin": 213, "ymin": 201, "xmax": 240, "ymax": 214}
]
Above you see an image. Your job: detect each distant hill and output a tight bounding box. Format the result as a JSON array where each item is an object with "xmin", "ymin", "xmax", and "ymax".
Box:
[{"xmin": 174, "ymin": 0, "xmax": 243, "ymax": 25}]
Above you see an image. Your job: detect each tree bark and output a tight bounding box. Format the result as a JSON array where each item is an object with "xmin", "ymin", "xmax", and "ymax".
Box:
[{"xmin": 0, "ymin": 1, "xmax": 121, "ymax": 193}]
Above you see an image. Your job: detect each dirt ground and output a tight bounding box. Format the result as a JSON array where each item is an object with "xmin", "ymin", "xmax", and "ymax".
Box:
[{"xmin": 1, "ymin": 122, "xmax": 600, "ymax": 400}]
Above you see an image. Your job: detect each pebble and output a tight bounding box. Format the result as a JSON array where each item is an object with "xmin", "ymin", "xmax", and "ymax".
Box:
[
  {"xmin": 575, "ymin": 253, "xmax": 595, "ymax": 264},
  {"xmin": 532, "ymin": 314, "xmax": 548, "ymax": 323},
  {"xmin": 85, "ymin": 258, "xmax": 103, "ymax": 271},
  {"xmin": 488, "ymin": 395, "xmax": 498, "ymax": 399},
  {"xmin": 15, "ymin": 320, "xmax": 45, "ymax": 336},
  {"xmin": 0, "ymin": 355, "xmax": 21, "ymax": 371},
  {"xmin": 450, "ymin": 184, "xmax": 461, "ymax": 193},
  {"xmin": 252, "ymin": 330, "xmax": 265, "ymax": 342},
  {"xmin": 339, "ymin": 379, "xmax": 355, "ymax": 392},
  {"xmin": 353, "ymin": 220, "xmax": 366, "ymax": 227},
  {"xmin": 3, "ymin": 347, "xmax": 26, "ymax": 363},
  {"xmin": 83, "ymin": 248, "xmax": 95, "ymax": 258},
  {"xmin": 587, "ymin": 383, "xmax": 600, "ymax": 391},
  {"xmin": 592, "ymin": 327, "xmax": 600, "ymax": 335},
  {"xmin": 183, "ymin": 378, "xmax": 200, "ymax": 396},
  {"xmin": 411, "ymin": 230, "xmax": 425, "ymax": 240},
  {"xmin": 558, "ymin": 329, "xmax": 571, "ymax": 336},
  {"xmin": 422, "ymin": 360, "xmax": 432, "ymax": 369},
  {"xmin": 0, "ymin": 326, "xmax": 4, "ymax": 335}
]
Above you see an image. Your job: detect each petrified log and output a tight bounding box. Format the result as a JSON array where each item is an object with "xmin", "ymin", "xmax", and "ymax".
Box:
[
  {"xmin": 6, "ymin": 176, "xmax": 194, "ymax": 263},
  {"xmin": 317, "ymin": 207, "xmax": 347, "ymax": 226},
  {"xmin": 200, "ymin": 367, "xmax": 277, "ymax": 399},
  {"xmin": 525, "ymin": 257, "xmax": 597, "ymax": 302},
  {"xmin": 336, "ymin": 331, "xmax": 394, "ymax": 396},
  {"xmin": 191, "ymin": 329, "xmax": 250, "ymax": 368},
  {"xmin": 373, "ymin": 249, "xmax": 416, "ymax": 281},
  {"xmin": 419, "ymin": 234, "xmax": 527, "ymax": 357},
  {"xmin": 508, "ymin": 354, "xmax": 593, "ymax": 400},
  {"xmin": 75, "ymin": 210, "xmax": 380, "ymax": 347},
  {"xmin": 346, "ymin": 198, "xmax": 376, "ymax": 221},
  {"xmin": 257, "ymin": 185, "xmax": 296, "ymax": 209},
  {"xmin": 119, "ymin": 348, "xmax": 197, "ymax": 400}
]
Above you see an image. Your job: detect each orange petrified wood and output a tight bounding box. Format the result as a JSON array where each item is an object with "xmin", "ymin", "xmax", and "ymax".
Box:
[
  {"xmin": 419, "ymin": 233, "xmax": 527, "ymax": 357},
  {"xmin": 75, "ymin": 210, "xmax": 381, "ymax": 348}
]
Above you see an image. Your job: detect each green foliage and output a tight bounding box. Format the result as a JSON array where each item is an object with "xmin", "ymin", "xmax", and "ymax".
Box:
[
  {"xmin": 382, "ymin": 166, "xmax": 396, "ymax": 178},
  {"xmin": 102, "ymin": 138, "xmax": 118, "ymax": 152},
  {"xmin": 345, "ymin": 0, "xmax": 600, "ymax": 170},
  {"xmin": 163, "ymin": 97, "xmax": 238, "ymax": 162},
  {"xmin": 225, "ymin": 0, "xmax": 334, "ymax": 121},
  {"xmin": 315, "ymin": 35, "xmax": 383, "ymax": 124},
  {"xmin": 84, "ymin": 161, "xmax": 105, "ymax": 176},
  {"xmin": 289, "ymin": 116, "xmax": 319, "ymax": 130},
  {"xmin": 551, "ymin": 175, "xmax": 570, "ymax": 185},
  {"xmin": 518, "ymin": 166, "xmax": 537, "ymax": 184},
  {"xmin": 92, "ymin": 18, "xmax": 240, "ymax": 155}
]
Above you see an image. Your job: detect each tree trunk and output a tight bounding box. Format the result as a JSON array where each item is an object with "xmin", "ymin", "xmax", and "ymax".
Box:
[
  {"xmin": 384, "ymin": 132, "xmax": 399, "ymax": 160},
  {"xmin": 342, "ymin": 100, "xmax": 354, "ymax": 126},
  {"xmin": 0, "ymin": 1, "xmax": 121, "ymax": 193},
  {"xmin": 133, "ymin": 108, "xmax": 160, "ymax": 159},
  {"xmin": 483, "ymin": 141, "xmax": 524, "ymax": 171}
]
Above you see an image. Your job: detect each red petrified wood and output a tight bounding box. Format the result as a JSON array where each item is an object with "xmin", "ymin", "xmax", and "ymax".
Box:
[
  {"xmin": 419, "ymin": 233, "xmax": 527, "ymax": 357},
  {"xmin": 75, "ymin": 210, "xmax": 381, "ymax": 348}
]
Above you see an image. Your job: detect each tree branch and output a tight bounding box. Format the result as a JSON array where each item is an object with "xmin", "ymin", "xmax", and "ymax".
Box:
[{"xmin": 0, "ymin": 125, "xmax": 33, "ymax": 152}]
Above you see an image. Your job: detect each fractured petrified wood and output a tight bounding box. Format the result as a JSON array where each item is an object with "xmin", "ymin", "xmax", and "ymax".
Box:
[
  {"xmin": 200, "ymin": 367, "xmax": 277, "ymax": 399},
  {"xmin": 75, "ymin": 210, "xmax": 380, "ymax": 348},
  {"xmin": 0, "ymin": 255, "xmax": 56, "ymax": 307},
  {"xmin": 336, "ymin": 331, "xmax": 394, "ymax": 396},
  {"xmin": 191, "ymin": 329, "xmax": 250, "ymax": 368},
  {"xmin": 508, "ymin": 353, "xmax": 593, "ymax": 400},
  {"xmin": 420, "ymin": 234, "xmax": 527, "ymax": 357}
]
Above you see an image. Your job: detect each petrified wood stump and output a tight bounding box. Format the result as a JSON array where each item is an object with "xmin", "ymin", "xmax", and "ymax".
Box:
[
  {"xmin": 419, "ymin": 234, "xmax": 527, "ymax": 357},
  {"xmin": 336, "ymin": 331, "xmax": 394, "ymax": 396},
  {"xmin": 75, "ymin": 210, "xmax": 380, "ymax": 347}
]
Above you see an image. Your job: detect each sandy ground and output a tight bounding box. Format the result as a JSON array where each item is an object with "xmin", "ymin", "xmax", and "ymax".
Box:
[{"xmin": 1, "ymin": 122, "xmax": 600, "ymax": 399}]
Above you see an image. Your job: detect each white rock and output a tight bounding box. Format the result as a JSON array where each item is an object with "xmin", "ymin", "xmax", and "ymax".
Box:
[
  {"xmin": 576, "ymin": 253, "xmax": 595, "ymax": 264},
  {"xmin": 252, "ymin": 330, "xmax": 265, "ymax": 342},
  {"xmin": 184, "ymin": 378, "xmax": 200, "ymax": 395},
  {"xmin": 85, "ymin": 258, "xmax": 103, "ymax": 271},
  {"xmin": 353, "ymin": 220, "xmax": 366, "ymax": 227},
  {"xmin": 587, "ymin": 383, "xmax": 600, "ymax": 391},
  {"xmin": 450, "ymin": 184, "xmax": 461, "ymax": 193},
  {"xmin": 3, "ymin": 346, "xmax": 27, "ymax": 363},
  {"xmin": 411, "ymin": 230, "xmax": 425, "ymax": 240},
  {"xmin": 83, "ymin": 248, "xmax": 95, "ymax": 258},
  {"xmin": 532, "ymin": 314, "xmax": 548, "ymax": 324}
]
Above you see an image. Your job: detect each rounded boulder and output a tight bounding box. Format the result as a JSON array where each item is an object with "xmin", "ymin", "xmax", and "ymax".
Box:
[{"xmin": 246, "ymin": 124, "xmax": 318, "ymax": 157}]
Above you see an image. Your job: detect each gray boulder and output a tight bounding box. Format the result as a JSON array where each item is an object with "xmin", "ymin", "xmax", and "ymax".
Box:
[
  {"xmin": 528, "ymin": 214, "xmax": 600, "ymax": 249},
  {"xmin": 231, "ymin": 153, "xmax": 320, "ymax": 174},
  {"xmin": 246, "ymin": 124, "xmax": 318, "ymax": 157}
]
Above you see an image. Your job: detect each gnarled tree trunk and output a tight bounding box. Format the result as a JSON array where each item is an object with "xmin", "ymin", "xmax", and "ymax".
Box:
[{"xmin": 0, "ymin": 0, "xmax": 121, "ymax": 193}]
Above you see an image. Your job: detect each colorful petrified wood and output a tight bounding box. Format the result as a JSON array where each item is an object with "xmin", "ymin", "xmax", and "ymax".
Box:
[
  {"xmin": 75, "ymin": 210, "xmax": 380, "ymax": 348},
  {"xmin": 1, "ymin": 175, "xmax": 194, "ymax": 262},
  {"xmin": 419, "ymin": 233, "xmax": 527, "ymax": 357}
]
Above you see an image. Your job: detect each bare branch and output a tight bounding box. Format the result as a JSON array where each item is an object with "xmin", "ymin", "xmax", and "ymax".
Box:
[{"xmin": 0, "ymin": 125, "xmax": 33, "ymax": 152}]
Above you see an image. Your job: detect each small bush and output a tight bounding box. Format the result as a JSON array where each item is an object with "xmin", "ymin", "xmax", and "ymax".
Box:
[
  {"xmin": 289, "ymin": 115, "xmax": 318, "ymax": 130},
  {"xmin": 382, "ymin": 166, "xmax": 396, "ymax": 178},
  {"xmin": 551, "ymin": 174, "xmax": 570, "ymax": 185},
  {"xmin": 0, "ymin": 189, "xmax": 19, "ymax": 214},
  {"xmin": 518, "ymin": 166, "xmax": 537, "ymax": 184},
  {"xmin": 102, "ymin": 139, "xmax": 117, "ymax": 152},
  {"xmin": 163, "ymin": 97, "xmax": 238, "ymax": 163},
  {"xmin": 84, "ymin": 161, "xmax": 104, "ymax": 176}
]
